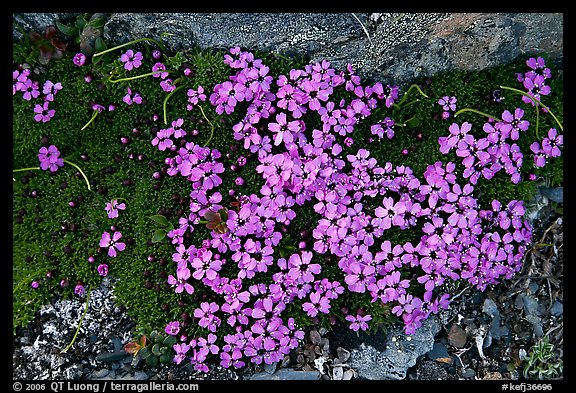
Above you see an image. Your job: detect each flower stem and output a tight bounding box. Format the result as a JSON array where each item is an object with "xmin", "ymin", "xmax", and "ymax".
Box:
[
  {"xmin": 197, "ymin": 105, "xmax": 216, "ymax": 146},
  {"xmin": 81, "ymin": 110, "xmax": 99, "ymax": 131},
  {"xmin": 454, "ymin": 108, "xmax": 502, "ymax": 122},
  {"xmin": 109, "ymin": 70, "xmax": 171, "ymax": 84},
  {"xmin": 163, "ymin": 85, "xmax": 185, "ymax": 124},
  {"xmin": 499, "ymin": 85, "xmax": 563, "ymax": 132},
  {"xmin": 13, "ymin": 166, "xmax": 40, "ymax": 173},
  {"xmin": 61, "ymin": 286, "xmax": 91, "ymax": 353},
  {"xmin": 13, "ymin": 266, "xmax": 48, "ymax": 294},
  {"xmin": 93, "ymin": 36, "xmax": 170, "ymax": 58},
  {"xmin": 63, "ymin": 159, "xmax": 91, "ymax": 191},
  {"xmin": 394, "ymin": 84, "xmax": 429, "ymax": 108}
]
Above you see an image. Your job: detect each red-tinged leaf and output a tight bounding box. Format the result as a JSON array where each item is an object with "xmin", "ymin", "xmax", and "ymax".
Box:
[{"xmin": 124, "ymin": 341, "xmax": 142, "ymax": 355}]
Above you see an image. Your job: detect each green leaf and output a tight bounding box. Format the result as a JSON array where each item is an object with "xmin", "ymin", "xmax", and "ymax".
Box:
[
  {"xmin": 152, "ymin": 229, "xmax": 166, "ymax": 243},
  {"xmin": 159, "ymin": 353, "xmax": 172, "ymax": 364},
  {"xmin": 55, "ymin": 21, "xmax": 78, "ymax": 37},
  {"xmin": 154, "ymin": 334, "xmax": 164, "ymax": 344},
  {"xmin": 151, "ymin": 343, "xmax": 162, "ymax": 356},
  {"xmin": 139, "ymin": 347, "xmax": 152, "ymax": 359},
  {"xmin": 88, "ymin": 18, "xmax": 106, "ymax": 31},
  {"xmin": 163, "ymin": 335, "xmax": 177, "ymax": 347},
  {"xmin": 146, "ymin": 355, "xmax": 159, "ymax": 368},
  {"xmin": 94, "ymin": 37, "xmax": 107, "ymax": 53},
  {"xmin": 75, "ymin": 16, "xmax": 87, "ymax": 31},
  {"xmin": 405, "ymin": 116, "xmax": 421, "ymax": 128},
  {"xmin": 150, "ymin": 215, "xmax": 169, "ymax": 227}
]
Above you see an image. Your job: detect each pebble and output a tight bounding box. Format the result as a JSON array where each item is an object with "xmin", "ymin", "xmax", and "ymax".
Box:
[
  {"xmin": 462, "ymin": 368, "xmax": 476, "ymax": 378},
  {"xmin": 538, "ymin": 186, "xmax": 563, "ymax": 203},
  {"xmin": 96, "ymin": 350, "xmax": 130, "ymax": 363},
  {"xmin": 482, "ymin": 298, "xmax": 499, "ymax": 318},
  {"xmin": 426, "ymin": 342, "xmax": 452, "ymax": 363},
  {"xmin": 550, "ymin": 301, "xmax": 563, "ymax": 317},
  {"xmin": 93, "ymin": 368, "xmax": 110, "ymax": 378}
]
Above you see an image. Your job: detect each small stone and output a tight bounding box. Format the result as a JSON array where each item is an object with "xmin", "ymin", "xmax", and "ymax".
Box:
[
  {"xmin": 310, "ymin": 330, "xmax": 322, "ymax": 345},
  {"xmin": 92, "ymin": 368, "xmax": 110, "ymax": 379},
  {"xmin": 427, "ymin": 342, "xmax": 452, "ymax": 364},
  {"xmin": 482, "ymin": 298, "xmax": 499, "ymax": 318},
  {"xmin": 336, "ymin": 347, "xmax": 350, "ymax": 363},
  {"xmin": 462, "ymin": 368, "xmax": 476, "ymax": 378},
  {"xmin": 538, "ymin": 186, "xmax": 563, "ymax": 203},
  {"xmin": 522, "ymin": 295, "xmax": 541, "ymax": 317},
  {"xmin": 96, "ymin": 350, "xmax": 129, "ymax": 363},
  {"xmin": 447, "ymin": 324, "xmax": 467, "ymax": 348},
  {"xmin": 550, "ymin": 301, "xmax": 563, "ymax": 317},
  {"xmin": 483, "ymin": 371, "xmax": 503, "ymax": 380},
  {"xmin": 263, "ymin": 361, "xmax": 277, "ymax": 374},
  {"xmin": 134, "ymin": 370, "xmax": 149, "ymax": 380}
]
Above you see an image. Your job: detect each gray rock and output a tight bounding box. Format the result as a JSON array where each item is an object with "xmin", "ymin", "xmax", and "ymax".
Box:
[
  {"xmin": 348, "ymin": 316, "xmax": 440, "ymax": 380},
  {"xmin": 92, "ymin": 368, "xmax": 110, "ymax": 379},
  {"xmin": 13, "ymin": 13, "xmax": 80, "ymax": 41},
  {"xmin": 463, "ymin": 368, "xmax": 476, "ymax": 378},
  {"xmin": 489, "ymin": 315, "xmax": 510, "ymax": 340},
  {"xmin": 522, "ymin": 294, "xmax": 541, "ymax": 317},
  {"xmin": 250, "ymin": 368, "xmax": 320, "ymax": 380},
  {"xmin": 14, "ymin": 13, "xmax": 563, "ymax": 87},
  {"xmin": 550, "ymin": 301, "xmax": 563, "ymax": 317},
  {"xmin": 262, "ymin": 361, "xmax": 278, "ymax": 374},
  {"xmin": 96, "ymin": 350, "xmax": 130, "ymax": 363},
  {"xmin": 482, "ymin": 298, "xmax": 500, "ymax": 318},
  {"xmin": 427, "ymin": 342, "xmax": 451, "ymax": 361},
  {"xmin": 539, "ymin": 187, "xmax": 563, "ymax": 204}
]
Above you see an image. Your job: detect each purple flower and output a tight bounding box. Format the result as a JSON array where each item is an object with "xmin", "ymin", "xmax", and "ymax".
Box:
[
  {"xmin": 73, "ymin": 52, "xmax": 86, "ymax": 66},
  {"xmin": 522, "ymin": 74, "xmax": 551, "ymax": 105},
  {"xmin": 194, "ymin": 301, "xmax": 221, "ymax": 332},
  {"xmin": 167, "ymin": 266, "xmax": 195, "ymax": 294},
  {"xmin": 38, "ymin": 145, "xmax": 64, "ymax": 172},
  {"xmin": 99, "ymin": 231, "xmax": 126, "ymax": 257},
  {"xmin": 438, "ymin": 95, "xmax": 457, "ymax": 112},
  {"xmin": 120, "ymin": 49, "xmax": 143, "ymax": 71},
  {"xmin": 497, "ymin": 108, "xmax": 530, "ymax": 140},
  {"xmin": 151, "ymin": 62, "xmax": 169, "ymax": 79},
  {"xmin": 173, "ymin": 342, "xmax": 190, "ymax": 365},
  {"xmin": 42, "ymin": 80, "xmax": 63, "ymax": 101},
  {"xmin": 287, "ymin": 251, "xmax": 321, "ymax": 283},
  {"xmin": 345, "ymin": 313, "xmax": 372, "ymax": 332},
  {"xmin": 541, "ymin": 128, "xmax": 562, "ymax": 158},
  {"xmin": 105, "ymin": 199, "xmax": 126, "ymax": 219},
  {"xmin": 438, "ymin": 122, "xmax": 474, "ymax": 154},
  {"xmin": 165, "ymin": 321, "xmax": 181, "ymax": 336},
  {"xmin": 374, "ymin": 196, "xmax": 406, "ymax": 230},
  {"xmin": 191, "ymin": 250, "xmax": 222, "ymax": 281},
  {"xmin": 21, "ymin": 79, "xmax": 40, "ymax": 101},
  {"xmin": 302, "ymin": 291, "xmax": 331, "ymax": 317},
  {"xmin": 97, "ymin": 264, "xmax": 109, "ymax": 277},
  {"xmin": 525, "ymin": 56, "xmax": 552, "ymax": 80},
  {"xmin": 73, "ymin": 284, "xmax": 85, "ymax": 297},
  {"xmin": 186, "ymin": 86, "xmax": 207, "ymax": 109},
  {"xmin": 530, "ymin": 142, "xmax": 547, "ymax": 168},
  {"xmin": 33, "ymin": 101, "xmax": 56, "ymax": 123},
  {"xmin": 123, "ymin": 87, "xmax": 143, "ymax": 105},
  {"xmin": 268, "ymin": 112, "xmax": 300, "ymax": 146},
  {"xmin": 370, "ymin": 117, "xmax": 395, "ymax": 140}
]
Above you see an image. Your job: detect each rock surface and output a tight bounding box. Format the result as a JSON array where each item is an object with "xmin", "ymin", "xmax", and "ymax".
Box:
[{"xmin": 13, "ymin": 13, "xmax": 563, "ymax": 86}]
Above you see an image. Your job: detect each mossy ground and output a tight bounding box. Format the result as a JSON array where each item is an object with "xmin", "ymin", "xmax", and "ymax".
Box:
[{"xmin": 13, "ymin": 34, "xmax": 563, "ymax": 344}]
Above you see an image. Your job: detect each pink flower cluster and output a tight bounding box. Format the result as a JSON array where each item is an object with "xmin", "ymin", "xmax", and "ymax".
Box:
[
  {"xmin": 145, "ymin": 48, "xmax": 547, "ymax": 372},
  {"xmin": 13, "ymin": 67, "xmax": 61, "ymax": 122}
]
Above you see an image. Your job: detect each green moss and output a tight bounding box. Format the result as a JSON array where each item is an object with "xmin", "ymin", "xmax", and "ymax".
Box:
[{"xmin": 13, "ymin": 33, "xmax": 562, "ymax": 343}]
